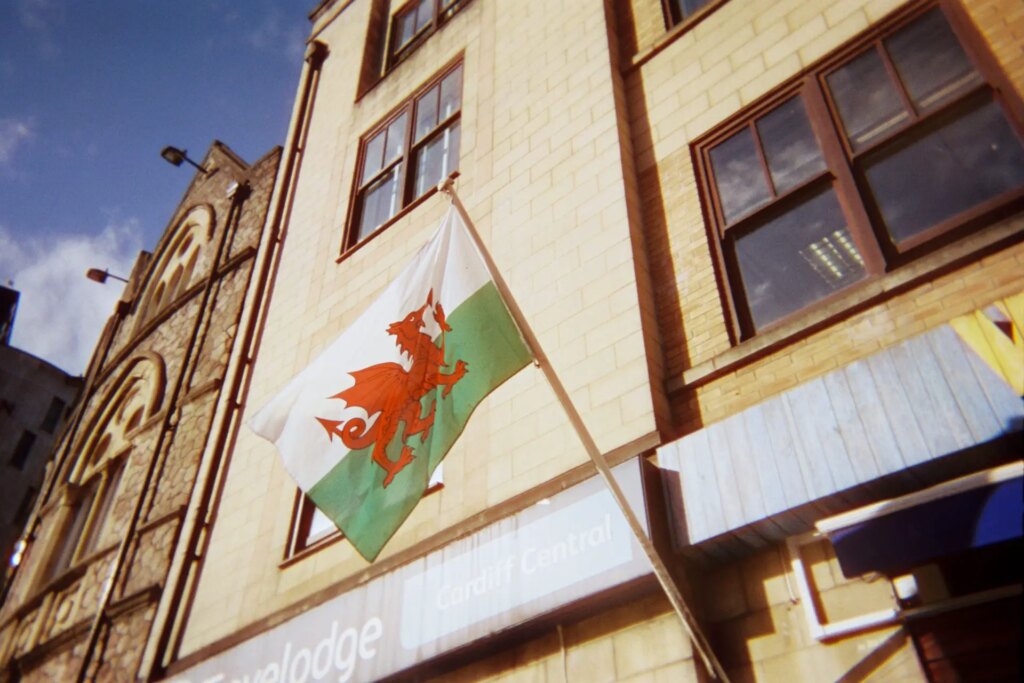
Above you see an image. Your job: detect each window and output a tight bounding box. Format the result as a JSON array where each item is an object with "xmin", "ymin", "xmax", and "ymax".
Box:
[
  {"xmin": 13, "ymin": 487, "xmax": 38, "ymax": 528},
  {"xmin": 695, "ymin": 3, "xmax": 1024, "ymax": 338},
  {"xmin": 8, "ymin": 431, "xmax": 36, "ymax": 470},
  {"xmin": 387, "ymin": 0, "xmax": 470, "ymax": 68},
  {"xmin": 663, "ymin": 0, "xmax": 721, "ymax": 28},
  {"xmin": 39, "ymin": 460, "xmax": 124, "ymax": 583},
  {"xmin": 40, "ymin": 397, "xmax": 66, "ymax": 434},
  {"xmin": 137, "ymin": 205, "xmax": 211, "ymax": 329},
  {"xmin": 346, "ymin": 62, "xmax": 463, "ymax": 250},
  {"xmin": 286, "ymin": 466, "xmax": 444, "ymax": 558}
]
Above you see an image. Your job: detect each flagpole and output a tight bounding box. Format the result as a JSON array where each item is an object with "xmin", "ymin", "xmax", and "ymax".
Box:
[{"xmin": 439, "ymin": 180, "xmax": 730, "ymax": 682}]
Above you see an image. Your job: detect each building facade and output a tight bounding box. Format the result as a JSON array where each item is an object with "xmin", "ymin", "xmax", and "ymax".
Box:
[
  {"xmin": 158, "ymin": 0, "xmax": 1022, "ymax": 681},
  {"xmin": 0, "ymin": 142, "xmax": 281, "ymax": 681},
  {"xmin": 3, "ymin": 0, "xmax": 1020, "ymax": 681},
  {"xmin": 0, "ymin": 287, "xmax": 82, "ymax": 581}
]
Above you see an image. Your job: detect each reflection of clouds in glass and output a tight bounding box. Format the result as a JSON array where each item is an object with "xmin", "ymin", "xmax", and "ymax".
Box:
[
  {"xmin": 757, "ymin": 98, "xmax": 826, "ymax": 194},
  {"xmin": 710, "ymin": 129, "xmax": 770, "ymax": 223},
  {"xmin": 865, "ymin": 99, "xmax": 1024, "ymax": 243},
  {"xmin": 735, "ymin": 189, "xmax": 865, "ymax": 329},
  {"xmin": 827, "ymin": 49, "xmax": 908, "ymax": 149},
  {"xmin": 886, "ymin": 8, "xmax": 980, "ymax": 112}
]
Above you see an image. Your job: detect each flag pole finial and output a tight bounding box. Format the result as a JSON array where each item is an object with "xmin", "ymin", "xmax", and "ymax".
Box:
[{"xmin": 437, "ymin": 176, "xmax": 457, "ymax": 197}]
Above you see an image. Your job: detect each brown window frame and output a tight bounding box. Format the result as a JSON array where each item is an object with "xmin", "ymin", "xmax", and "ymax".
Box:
[
  {"xmin": 284, "ymin": 468, "xmax": 445, "ymax": 561},
  {"xmin": 386, "ymin": 0, "xmax": 471, "ymax": 71},
  {"xmin": 343, "ymin": 58, "xmax": 464, "ymax": 256},
  {"xmin": 693, "ymin": 0, "xmax": 1024, "ymax": 341}
]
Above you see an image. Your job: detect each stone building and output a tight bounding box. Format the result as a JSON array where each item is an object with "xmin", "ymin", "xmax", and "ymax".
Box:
[
  {"xmin": 0, "ymin": 142, "xmax": 281, "ymax": 681},
  {"xmin": 0, "ymin": 287, "xmax": 82, "ymax": 579},
  {"xmin": 157, "ymin": 0, "xmax": 1023, "ymax": 681}
]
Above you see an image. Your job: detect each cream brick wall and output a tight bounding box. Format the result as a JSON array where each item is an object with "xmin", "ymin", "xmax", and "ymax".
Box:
[
  {"xmin": 700, "ymin": 541, "xmax": 926, "ymax": 681},
  {"xmin": 626, "ymin": 0, "xmax": 1024, "ymax": 433},
  {"xmin": 180, "ymin": 0, "xmax": 661, "ymax": 654},
  {"xmin": 430, "ymin": 593, "xmax": 700, "ymax": 683}
]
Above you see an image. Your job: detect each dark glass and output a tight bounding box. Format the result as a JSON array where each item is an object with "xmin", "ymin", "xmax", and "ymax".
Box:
[
  {"xmin": 359, "ymin": 166, "xmax": 401, "ymax": 241},
  {"xmin": 415, "ymin": 0, "xmax": 434, "ymax": 31},
  {"xmin": 439, "ymin": 66, "xmax": 463, "ymax": 120},
  {"xmin": 756, "ymin": 97, "xmax": 827, "ymax": 195},
  {"xmin": 415, "ymin": 87, "xmax": 439, "ymax": 142},
  {"xmin": 886, "ymin": 8, "xmax": 980, "ymax": 112},
  {"xmin": 734, "ymin": 188, "xmax": 865, "ymax": 330},
  {"xmin": 395, "ymin": 9, "xmax": 417, "ymax": 49},
  {"xmin": 79, "ymin": 468, "xmax": 122, "ymax": 556},
  {"xmin": 415, "ymin": 121, "xmax": 461, "ymax": 197},
  {"xmin": 864, "ymin": 99, "xmax": 1024, "ymax": 244},
  {"xmin": 384, "ymin": 113, "xmax": 408, "ymax": 164},
  {"xmin": 709, "ymin": 128, "xmax": 771, "ymax": 223},
  {"xmin": 362, "ymin": 131, "xmax": 385, "ymax": 184},
  {"xmin": 827, "ymin": 47, "xmax": 909, "ymax": 150},
  {"xmin": 671, "ymin": 0, "xmax": 714, "ymax": 21}
]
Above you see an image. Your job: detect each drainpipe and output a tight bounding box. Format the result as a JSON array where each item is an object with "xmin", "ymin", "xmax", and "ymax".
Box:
[{"xmin": 137, "ymin": 40, "xmax": 327, "ymax": 681}]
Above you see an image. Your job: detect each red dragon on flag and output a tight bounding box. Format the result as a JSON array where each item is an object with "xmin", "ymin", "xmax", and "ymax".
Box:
[{"xmin": 315, "ymin": 290, "xmax": 468, "ymax": 487}]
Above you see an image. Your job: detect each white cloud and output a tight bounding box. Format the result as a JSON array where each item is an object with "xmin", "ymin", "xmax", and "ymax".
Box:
[
  {"xmin": 0, "ymin": 220, "xmax": 141, "ymax": 375},
  {"xmin": 244, "ymin": 10, "xmax": 306, "ymax": 61},
  {"xmin": 0, "ymin": 118, "xmax": 34, "ymax": 167},
  {"xmin": 18, "ymin": 0, "xmax": 63, "ymax": 57}
]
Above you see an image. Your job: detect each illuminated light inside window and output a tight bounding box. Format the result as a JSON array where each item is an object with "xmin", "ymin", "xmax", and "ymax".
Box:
[{"xmin": 799, "ymin": 230, "xmax": 865, "ymax": 289}]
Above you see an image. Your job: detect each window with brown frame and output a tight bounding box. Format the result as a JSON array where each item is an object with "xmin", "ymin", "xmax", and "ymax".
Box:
[
  {"xmin": 346, "ymin": 61, "xmax": 463, "ymax": 252},
  {"xmin": 662, "ymin": 0, "xmax": 725, "ymax": 29},
  {"xmin": 286, "ymin": 466, "xmax": 444, "ymax": 558},
  {"xmin": 695, "ymin": 2, "xmax": 1024, "ymax": 339},
  {"xmin": 388, "ymin": 0, "xmax": 470, "ymax": 68}
]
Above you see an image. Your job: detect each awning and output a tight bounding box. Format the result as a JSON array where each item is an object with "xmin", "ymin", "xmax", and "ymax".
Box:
[{"xmin": 817, "ymin": 462, "xmax": 1023, "ymax": 578}]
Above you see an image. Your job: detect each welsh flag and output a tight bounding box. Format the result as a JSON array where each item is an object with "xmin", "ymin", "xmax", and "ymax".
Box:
[{"xmin": 249, "ymin": 207, "xmax": 532, "ymax": 561}]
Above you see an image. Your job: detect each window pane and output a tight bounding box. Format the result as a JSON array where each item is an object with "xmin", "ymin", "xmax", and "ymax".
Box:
[
  {"xmin": 886, "ymin": 9, "xmax": 980, "ymax": 113},
  {"xmin": 864, "ymin": 99, "xmax": 1024, "ymax": 244},
  {"xmin": 670, "ymin": 0, "xmax": 714, "ymax": 21},
  {"xmin": 416, "ymin": 0, "xmax": 434, "ymax": 31},
  {"xmin": 79, "ymin": 467, "xmax": 122, "ymax": 557},
  {"xmin": 384, "ymin": 113, "xmax": 408, "ymax": 164},
  {"xmin": 709, "ymin": 128, "xmax": 771, "ymax": 224},
  {"xmin": 358, "ymin": 166, "xmax": 401, "ymax": 241},
  {"xmin": 827, "ymin": 48, "xmax": 909, "ymax": 150},
  {"xmin": 415, "ymin": 87, "xmax": 439, "ymax": 142},
  {"xmin": 756, "ymin": 97, "xmax": 827, "ymax": 195},
  {"xmin": 734, "ymin": 187, "xmax": 866, "ymax": 330},
  {"xmin": 361, "ymin": 131, "xmax": 385, "ymax": 184},
  {"xmin": 306, "ymin": 505, "xmax": 338, "ymax": 545},
  {"xmin": 395, "ymin": 8, "xmax": 417, "ymax": 48},
  {"xmin": 415, "ymin": 121, "xmax": 461, "ymax": 197},
  {"xmin": 439, "ymin": 66, "xmax": 463, "ymax": 120}
]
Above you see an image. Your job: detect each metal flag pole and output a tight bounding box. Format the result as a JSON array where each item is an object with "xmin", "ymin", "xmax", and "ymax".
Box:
[{"xmin": 438, "ymin": 179, "xmax": 729, "ymax": 682}]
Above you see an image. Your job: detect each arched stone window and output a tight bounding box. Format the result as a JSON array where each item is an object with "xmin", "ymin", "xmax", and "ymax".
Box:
[
  {"xmin": 39, "ymin": 355, "xmax": 164, "ymax": 583},
  {"xmin": 136, "ymin": 205, "xmax": 213, "ymax": 327}
]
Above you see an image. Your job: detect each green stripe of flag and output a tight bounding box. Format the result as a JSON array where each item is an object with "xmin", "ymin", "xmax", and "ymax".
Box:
[{"xmin": 309, "ymin": 281, "xmax": 531, "ymax": 561}]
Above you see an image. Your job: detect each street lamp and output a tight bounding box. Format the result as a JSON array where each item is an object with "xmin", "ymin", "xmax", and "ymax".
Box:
[
  {"xmin": 86, "ymin": 268, "xmax": 129, "ymax": 285},
  {"xmin": 160, "ymin": 145, "xmax": 208, "ymax": 174}
]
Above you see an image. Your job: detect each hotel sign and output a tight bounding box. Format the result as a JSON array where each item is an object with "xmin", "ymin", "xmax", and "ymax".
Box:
[{"xmin": 169, "ymin": 459, "xmax": 652, "ymax": 683}]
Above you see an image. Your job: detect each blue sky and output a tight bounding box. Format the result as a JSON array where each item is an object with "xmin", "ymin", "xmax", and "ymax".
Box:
[{"xmin": 0, "ymin": 1, "xmax": 310, "ymax": 374}]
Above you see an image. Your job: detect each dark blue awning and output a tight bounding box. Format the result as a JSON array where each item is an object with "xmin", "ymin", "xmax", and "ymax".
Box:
[{"xmin": 823, "ymin": 470, "xmax": 1023, "ymax": 578}]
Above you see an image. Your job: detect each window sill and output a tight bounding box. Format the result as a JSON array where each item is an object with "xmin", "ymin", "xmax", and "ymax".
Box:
[{"xmin": 670, "ymin": 214, "xmax": 1024, "ymax": 392}]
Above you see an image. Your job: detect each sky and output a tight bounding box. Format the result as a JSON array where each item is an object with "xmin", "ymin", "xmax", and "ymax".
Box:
[{"xmin": 0, "ymin": 0, "xmax": 311, "ymax": 375}]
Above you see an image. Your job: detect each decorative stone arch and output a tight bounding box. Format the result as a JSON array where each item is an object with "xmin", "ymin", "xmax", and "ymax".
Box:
[
  {"xmin": 39, "ymin": 353, "xmax": 166, "ymax": 584},
  {"xmin": 135, "ymin": 205, "xmax": 215, "ymax": 329},
  {"xmin": 70, "ymin": 352, "xmax": 166, "ymax": 484}
]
